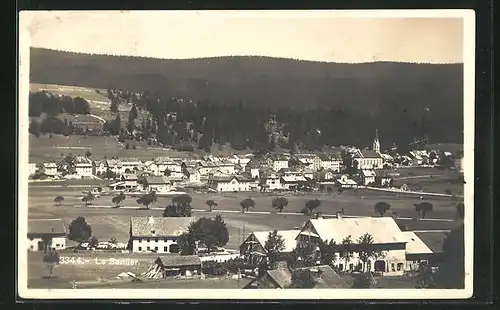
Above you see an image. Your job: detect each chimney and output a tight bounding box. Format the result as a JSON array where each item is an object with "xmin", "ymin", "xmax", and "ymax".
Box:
[
  {"xmin": 148, "ymin": 216, "xmax": 154, "ymax": 225},
  {"xmin": 315, "ymin": 212, "xmax": 323, "ymax": 219},
  {"xmin": 392, "ymin": 212, "xmax": 399, "ymax": 219},
  {"xmin": 335, "ymin": 211, "xmax": 343, "ymax": 219}
]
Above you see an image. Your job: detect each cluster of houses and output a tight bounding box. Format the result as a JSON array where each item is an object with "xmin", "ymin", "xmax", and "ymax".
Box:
[
  {"xmin": 28, "ymin": 213, "xmax": 447, "ymax": 283},
  {"xmin": 29, "ymin": 132, "xmax": 463, "ymax": 193}
]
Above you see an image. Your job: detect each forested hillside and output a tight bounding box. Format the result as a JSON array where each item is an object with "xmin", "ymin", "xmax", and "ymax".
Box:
[{"xmin": 29, "ymin": 48, "xmax": 464, "ymax": 149}]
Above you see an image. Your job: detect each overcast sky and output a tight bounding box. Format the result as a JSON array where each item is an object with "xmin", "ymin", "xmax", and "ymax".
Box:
[{"xmin": 23, "ymin": 10, "xmax": 465, "ymax": 64}]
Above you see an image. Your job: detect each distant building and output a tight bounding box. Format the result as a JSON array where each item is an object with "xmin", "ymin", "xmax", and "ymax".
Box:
[
  {"xmin": 267, "ymin": 154, "xmax": 289, "ymax": 171},
  {"xmin": 317, "ymin": 154, "xmax": 342, "ymax": 172},
  {"xmin": 334, "ymin": 174, "xmax": 358, "ymax": 188},
  {"xmin": 153, "ymin": 255, "xmax": 202, "ymax": 278},
  {"xmin": 184, "ymin": 167, "xmax": 201, "ymax": 184},
  {"xmin": 129, "ymin": 216, "xmax": 193, "ymax": 253},
  {"xmin": 74, "ymin": 156, "xmax": 94, "ymax": 177},
  {"xmin": 93, "ymin": 160, "xmax": 107, "ymax": 175},
  {"xmin": 372, "ymin": 129, "xmax": 381, "ymax": 153},
  {"xmin": 359, "ymin": 169, "xmax": 376, "ymax": 186},
  {"xmin": 353, "ymin": 150, "xmax": 383, "ymax": 170},
  {"xmin": 120, "ymin": 174, "xmax": 139, "ymax": 190},
  {"xmin": 41, "ymin": 162, "xmax": 57, "ymax": 177},
  {"xmin": 209, "ymin": 175, "xmax": 255, "ymax": 192},
  {"xmin": 28, "ymin": 163, "xmax": 37, "ymax": 176},
  {"xmin": 143, "ymin": 176, "xmax": 172, "ymax": 192},
  {"xmin": 28, "ymin": 219, "xmax": 67, "ymax": 251},
  {"xmin": 121, "ymin": 158, "xmax": 142, "ymax": 174},
  {"xmin": 105, "ymin": 159, "xmax": 123, "ymax": 175}
]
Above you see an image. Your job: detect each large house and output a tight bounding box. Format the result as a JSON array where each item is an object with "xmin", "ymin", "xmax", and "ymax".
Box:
[
  {"xmin": 93, "ymin": 160, "xmax": 107, "ymax": 175},
  {"xmin": 120, "ymin": 174, "xmax": 139, "ymax": 190},
  {"xmin": 41, "ymin": 162, "xmax": 58, "ymax": 177},
  {"xmin": 28, "ymin": 219, "xmax": 67, "ymax": 251},
  {"xmin": 401, "ymin": 231, "xmax": 434, "ymax": 271},
  {"xmin": 240, "ymin": 229, "xmax": 301, "ymax": 264},
  {"xmin": 358, "ymin": 169, "xmax": 376, "ymax": 186},
  {"xmin": 121, "ymin": 158, "xmax": 142, "ymax": 174},
  {"xmin": 318, "ymin": 154, "xmax": 342, "ymax": 172},
  {"xmin": 184, "ymin": 167, "xmax": 201, "ymax": 184},
  {"xmin": 209, "ymin": 175, "xmax": 255, "ymax": 192},
  {"xmin": 267, "ymin": 154, "xmax": 289, "ymax": 172},
  {"xmin": 296, "ymin": 216, "xmax": 408, "ymax": 275},
  {"xmin": 105, "ymin": 159, "xmax": 123, "ymax": 175},
  {"xmin": 143, "ymin": 176, "xmax": 172, "ymax": 192},
  {"xmin": 293, "ymin": 154, "xmax": 321, "ymax": 171},
  {"xmin": 129, "ymin": 216, "xmax": 193, "ymax": 253},
  {"xmin": 74, "ymin": 156, "xmax": 94, "ymax": 177},
  {"xmin": 353, "ymin": 150, "xmax": 384, "ymax": 170}
]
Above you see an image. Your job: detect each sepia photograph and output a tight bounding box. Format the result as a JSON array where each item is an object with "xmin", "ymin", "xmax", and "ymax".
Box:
[{"xmin": 18, "ymin": 10, "xmax": 475, "ymax": 299}]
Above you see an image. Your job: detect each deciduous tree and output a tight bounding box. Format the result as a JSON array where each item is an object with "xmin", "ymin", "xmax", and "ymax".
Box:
[{"xmin": 68, "ymin": 217, "xmax": 92, "ymax": 244}]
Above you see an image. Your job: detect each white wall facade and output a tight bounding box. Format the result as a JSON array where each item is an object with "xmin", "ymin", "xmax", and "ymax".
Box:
[
  {"xmin": 355, "ymin": 158, "xmax": 383, "ymax": 170},
  {"xmin": 214, "ymin": 179, "xmax": 251, "ymax": 192},
  {"xmin": 132, "ymin": 237, "xmax": 180, "ymax": 253},
  {"xmin": 76, "ymin": 164, "xmax": 93, "ymax": 177},
  {"xmin": 28, "ymin": 236, "xmax": 66, "ymax": 251}
]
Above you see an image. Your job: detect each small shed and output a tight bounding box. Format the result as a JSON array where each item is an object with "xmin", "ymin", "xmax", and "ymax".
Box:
[{"xmin": 147, "ymin": 255, "xmax": 202, "ymax": 278}]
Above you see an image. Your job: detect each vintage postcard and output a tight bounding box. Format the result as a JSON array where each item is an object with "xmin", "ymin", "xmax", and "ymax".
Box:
[{"xmin": 18, "ymin": 9, "xmax": 475, "ymax": 300}]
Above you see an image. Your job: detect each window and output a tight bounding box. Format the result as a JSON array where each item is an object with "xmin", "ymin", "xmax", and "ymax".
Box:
[
  {"xmin": 164, "ymin": 246, "xmax": 168, "ymax": 252},
  {"xmin": 397, "ymin": 263, "xmax": 404, "ymax": 271},
  {"xmin": 155, "ymin": 247, "xmax": 158, "ymax": 251},
  {"xmin": 147, "ymin": 246, "xmax": 150, "ymax": 251},
  {"xmin": 138, "ymin": 247, "xmax": 142, "ymax": 251},
  {"xmin": 154, "ymin": 238, "xmax": 158, "ymax": 243},
  {"xmin": 391, "ymin": 263, "xmax": 396, "ymax": 272},
  {"xmin": 30, "ymin": 245, "xmax": 33, "ymax": 250},
  {"xmin": 138, "ymin": 239, "xmax": 142, "ymax": 243},
  {"xmin": 338, "ymin": 264, "xmax": 344, "ymax": 271},
  {"xmin": 349, "ymin": 264, "xmax": 354, "ymax": 271},
  {"xmin": 29, "ymin": 237, "xmax": 34, "ymax": 241},
  {"xmin": 56, "ymin": 244, "xmax": 60, "ymax": 247}
]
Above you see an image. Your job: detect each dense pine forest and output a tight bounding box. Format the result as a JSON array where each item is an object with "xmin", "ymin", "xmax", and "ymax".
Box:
[{"xmin": 29, "ymin": 48, "xmax": 464, "ymax": 151}]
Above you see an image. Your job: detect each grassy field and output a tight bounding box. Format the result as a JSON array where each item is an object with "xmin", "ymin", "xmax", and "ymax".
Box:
[
  {"xmin": 30, "ymin": 83, "xmax": 110, "ymax": 103},
  {"xmin": 28, "ymin": 185, "xmax": 463, "ymax": 248}
]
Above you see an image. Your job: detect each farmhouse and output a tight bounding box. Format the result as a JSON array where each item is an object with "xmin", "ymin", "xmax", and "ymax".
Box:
[
  {"xmin": 143, "ymin": 176, "xmax": 172, "ymax": 192},
  {"xmin": 296, "ymin": 216, "xmax": 408, "ymax": 276},
  {"xmin": 129, "ymin": 216, "xmax": 193, "ymax": 254},
  {"xmin": 120, "ymin": 174, "xmax": 139, "ymax": 190},
  {"xmin": 28, "ymin": 219, "xmax": 67, "ymax": 251},
  {"xmin": 209, "ymin": 175, "xmax": 254, "ymax": 192},
  {"xmin": 240, "ymin": 229, "xmax": 301, "ymax": 264},
  {"xmin": 401, "ymin": 231, "xmax": 434, "ymax": 271},
  {"xmin": 152, "ymin": 255, "xmax": 202, "ymax": 278},
  {"xmin": 41, "ymin": 162, "xmax": 58, "ymax": 177},
  {"xmin": 353, "ymin": 150, "xmax": 384, "ymax": 170}
]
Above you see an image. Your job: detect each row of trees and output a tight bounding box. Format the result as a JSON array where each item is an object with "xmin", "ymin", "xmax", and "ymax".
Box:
[{"xmin": 29, "ymin": 92, "xmax": 91, "ymax": 117}]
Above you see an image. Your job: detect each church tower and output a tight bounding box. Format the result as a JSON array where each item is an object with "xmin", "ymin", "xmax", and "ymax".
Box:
[{"xmin": 372, "ymin": 129, "xmax": 381, "ymax": 153}]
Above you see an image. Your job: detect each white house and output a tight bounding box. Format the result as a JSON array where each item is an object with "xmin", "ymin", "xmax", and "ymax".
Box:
[
  {"xmin": 334, "ymin": 175, "xmax": 358, "ymax": 188},
  {"xmin": 121, "ymin": 174, "xmax": 139, "ymax": 190},
  {"xmin": 261, "ymin": 175, "xmax": 284, "ymax": 192},
  {"xmin": 280, "ymin": 175, "xmax": 308, "ymax": 191},
  {"xmin": 353, "ymin": 150, "xmax": 384, "ymax": 170},
  {"xmin": 318, "ymin": 154, "xmax": 342, "ymax": 172},
  {"xmin": 294, "ymin": 154, "xmax": 321, "ymax": 171},
  {"xmin": 121, "ymin": 158, "xmax": 142, "ymax": 174},
  {"xmin": 240, "ymin": 229, "xmax": 301, "ymax": 264},
  {"xmin": 359, "ymin": 169, "xmax": 376, "ymax": 186},
  {"xmin": 143, "ymin": 176, "xmax": 172, "ymax": 192},
  {"xmin": 296, "ymin": 216, "xmax": 408, "ymax": 275},
  {"xmin": 267, "ymin": 154, "xmax": 289, "ymax": 172},
  {"xmin": 184, "ymin": 167, "xmax": 201, "ymax": 184},
  {"xmin": 93, "ymin": 160, "xmax": 107, "ymax": 175},
  {"xmin": 129, "ymin": 216, "xmax": 193, "ymax": 254},
  {"xmin": 105, "ymin": 159, "xmax": 123, "ymax": 175},
  {"xmin": 28, "ymin": 219, "xmax": 67, "ymax": 251},
  {"xmin": 41, "ymin": 162, "xmax": 58, "ymax": 177},
  {"xmin": 28, "ymin": 163, "xmax": 37, "ymax": 176},
  {"xmin": 209, "ymin": 175, "xmax": 254, "ymax": 192},
  {"xmin": 74, "ymin": 156, "xmax": 94, "ymax": 177}
]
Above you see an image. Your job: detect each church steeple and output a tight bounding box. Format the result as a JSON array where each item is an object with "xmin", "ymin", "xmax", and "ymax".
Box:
[{"xmin": 372, "ymin": 129, "xmax": 380, "ymax": 153}]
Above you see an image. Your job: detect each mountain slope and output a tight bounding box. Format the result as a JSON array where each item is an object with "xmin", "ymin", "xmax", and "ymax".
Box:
[{"xmin": 29, "ymin": 48, "xmax": 464, "ymax": 144}]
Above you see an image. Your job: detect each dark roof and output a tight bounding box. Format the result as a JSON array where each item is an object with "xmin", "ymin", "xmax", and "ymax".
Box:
[
  {"xmin": 130, "ymin": 217, "xmax": 193, "ymax": 237},
  {"xmin": 305, "ymin": 265, "xmax": 350, "ymax": 288},
  {"xmin": 317, "ymin": 154, "xmax": 332, "ymax": 161},
  {"xmin": 28, "ymin": 219, "xmax": 66, "ymax": 235},
  {"xmin": 360, "ymin": 150, "xmax": 383, "ymax": 158},
  {"xmin": 156, "ymin": 255, "xmax": 201, "ymax": 267},
  {"xmin": 212, "ymin": 175, "xmax": 253, "ymax": 183},
  {"xmin": 246, "ymin": 160, "xmax": 263, "ymax": 169},
  {"xmin": 266, "ymin": 268, "xmax": 293, "ymax": 288},
  {"xmin": 414, "ymin": 231, "xmax": 450, "ymax": 253},
  {"xmin": 122, "ymin": 174, "xmax": 138, "ymax": 181}
]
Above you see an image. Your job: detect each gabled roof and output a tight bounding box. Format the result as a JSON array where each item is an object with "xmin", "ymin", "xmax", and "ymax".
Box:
[
  {"xmin": 121, "ymin": 174, "xmax": 138, "ymax": 181},
  {"xmin": 212, "ymin": 175, "xmax": 253, "ymax": 183},
  {"xmin": 42, "ymin": 162, "xmax": 57, "ymax": 168},
  {"xmin": 184, "ymin": 167, "xmax": 199, "ymax": 175},
  {"xmin": 360, "ymin": 169, "xmax": 376, "ymax": 177},
  {"xmin": 105, "ymin": 159, "xmax": 122, "ymax": 167},
  {"xmin": 296, "ymin": 265, "xmax": 350, "ymax": 288},
  {"xmin": 248, "ymin": 230, "xmax": 301, "ymax": 253},
  {"xmin": 130, "ymin": 216, "xmax": 193, "ymax": 237},
  {"xmin": 28, "ymin": 219, "xmax": 66, "ymax": 235},
  {"xmin": 266, "ymin": 268, "xmax": 293, "ymax": 288},
  {"xmin": 355, "ymin": 150, "xmax": 383, "ymax": 159},
  {"xmin": 156, "ymin": 255, "xmax": 202, "ymax": 267},
  {"xmin": 401, "ymin": 231, "xmax": 433, "ymax": 255},
  {"xmin": 299, "ymin": 217, "xmax": 407, "ymax": 244},
  {"xmin": 281, "ymin": 175, "xmax": 308, "ymax": 183}
]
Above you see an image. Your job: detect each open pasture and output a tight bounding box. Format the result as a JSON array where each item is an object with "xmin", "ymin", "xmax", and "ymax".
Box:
[{"xmin": 30, "ymin": 83, "xmax": 110, "ymax": 103}]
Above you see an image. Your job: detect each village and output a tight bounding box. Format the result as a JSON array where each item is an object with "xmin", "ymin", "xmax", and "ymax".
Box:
[{"xmin": 27, "ymin": 130, "xmax": 465, "ymax": 289}]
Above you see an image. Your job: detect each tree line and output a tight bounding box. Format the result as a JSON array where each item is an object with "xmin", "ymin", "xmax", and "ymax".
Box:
[{"xmin": 29, "ymin": 91, "xmax": 91, "ymax": 117}]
